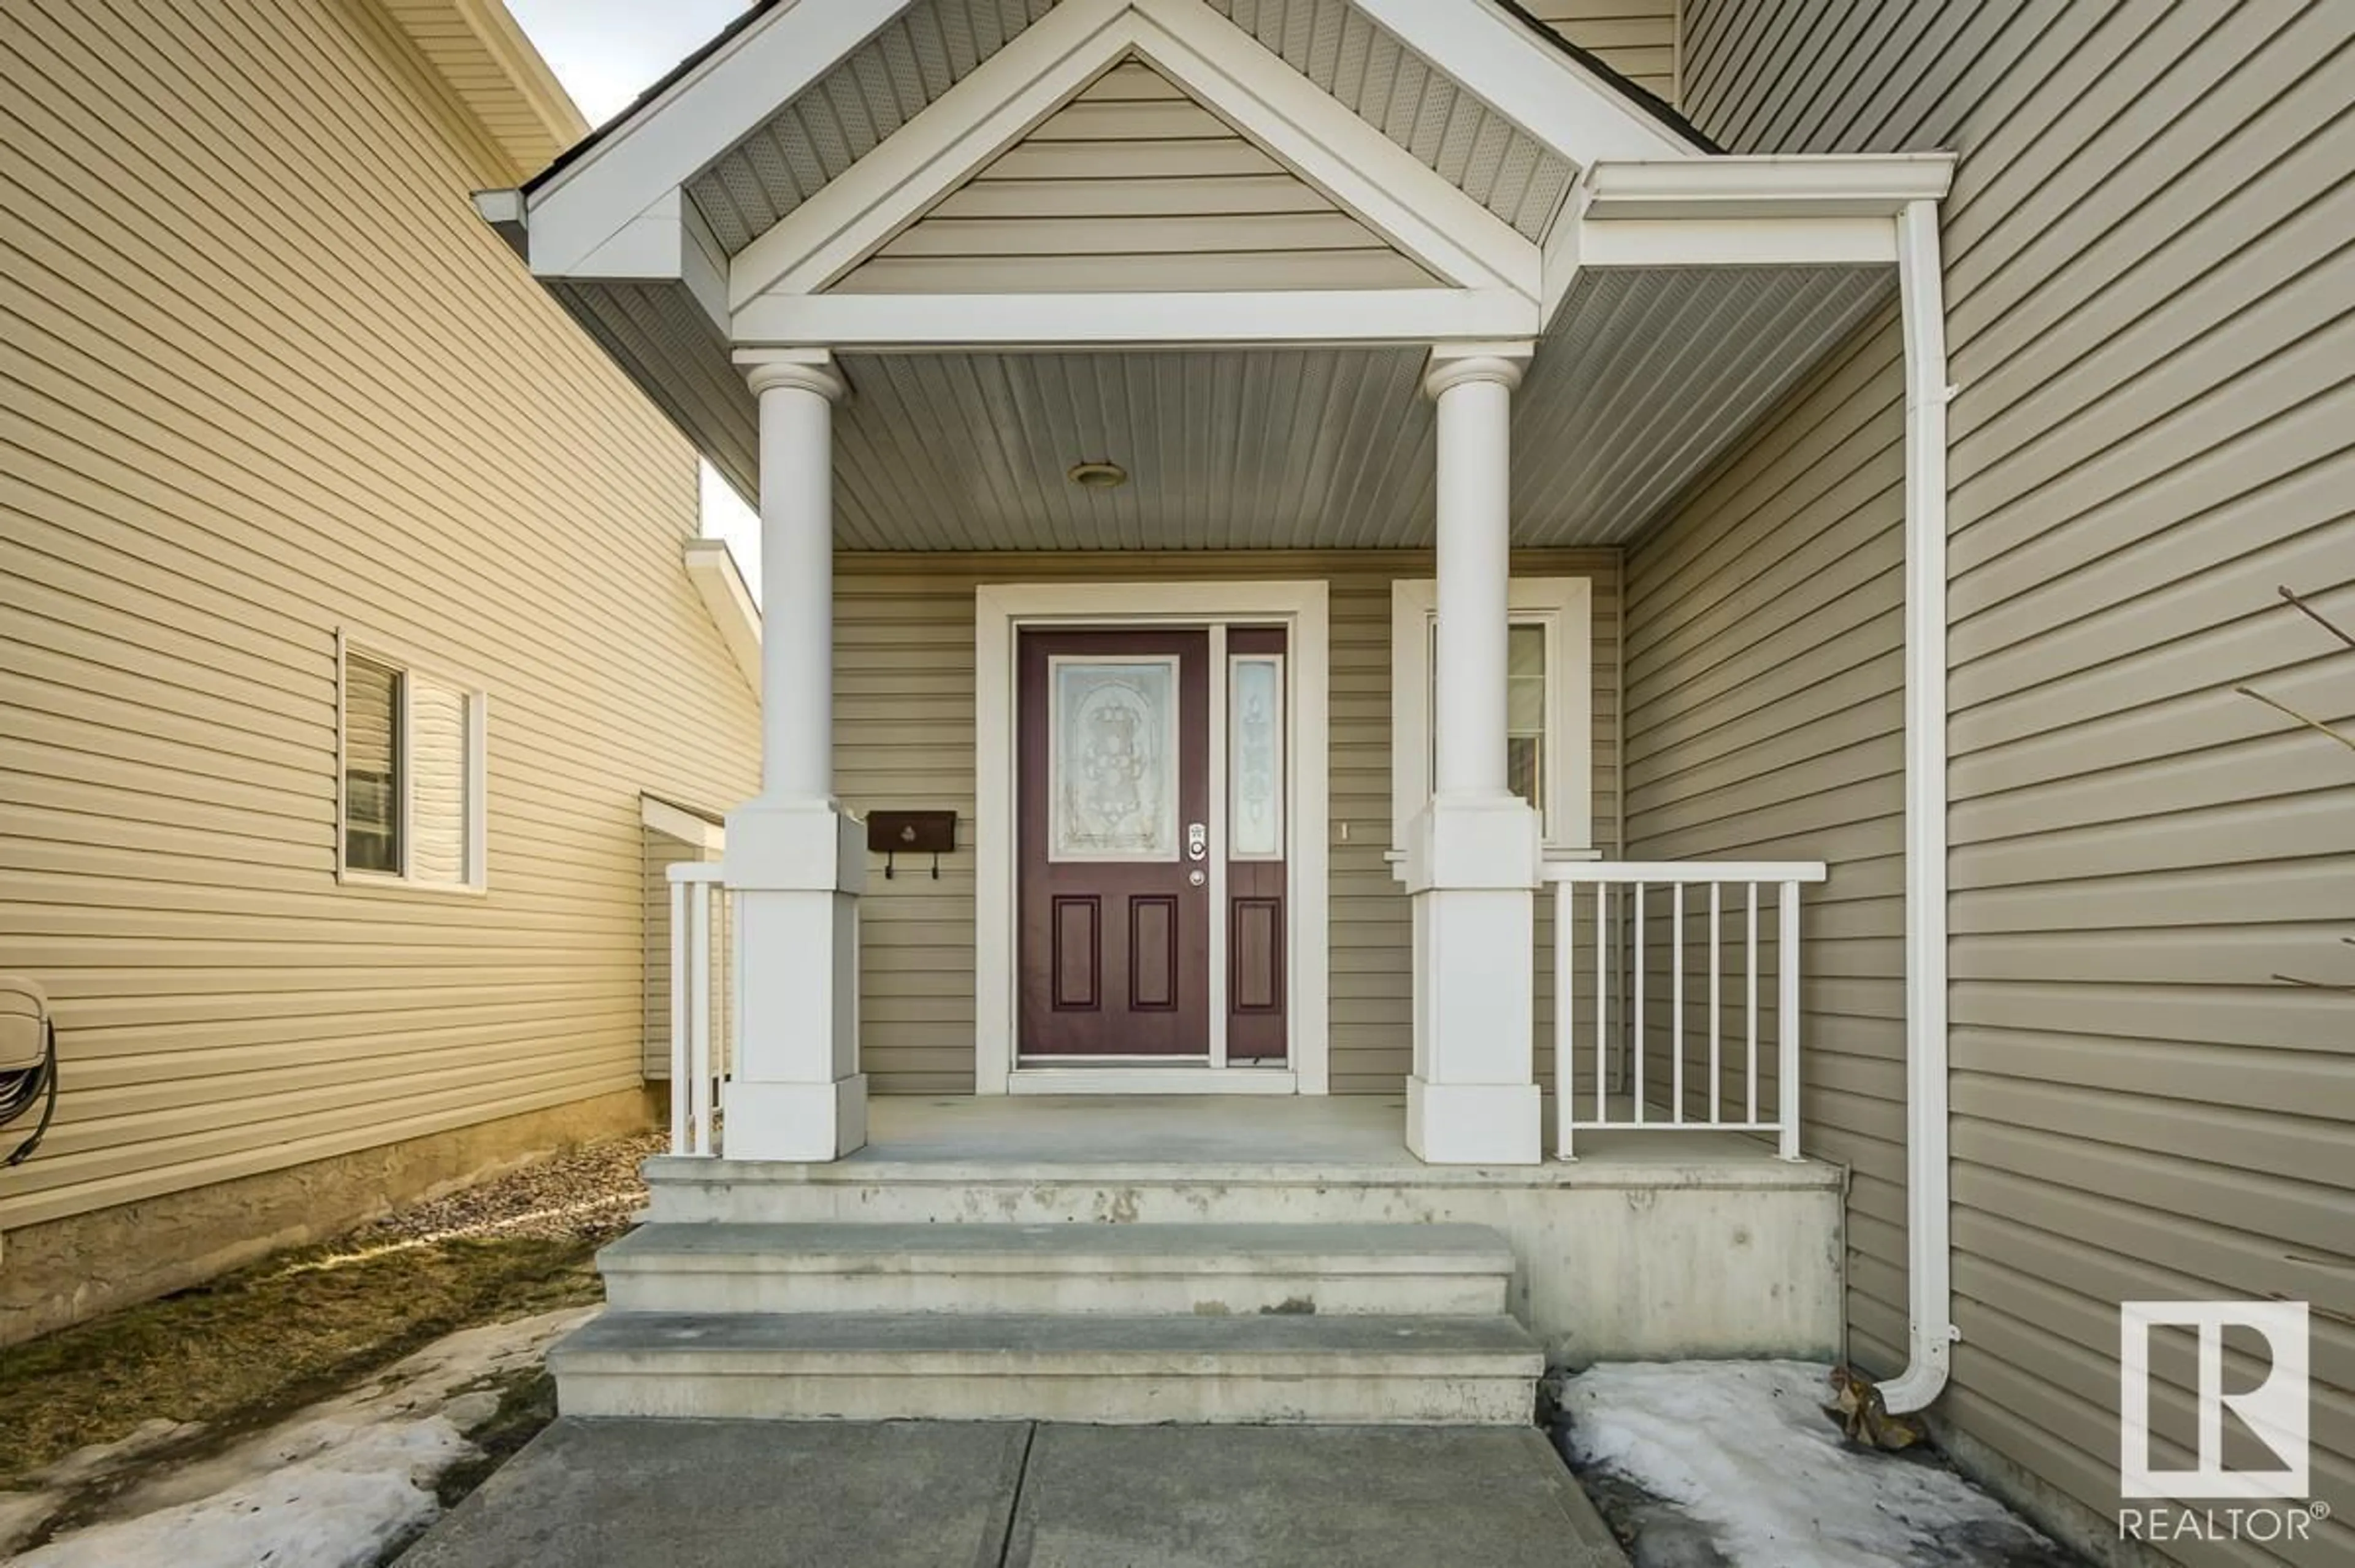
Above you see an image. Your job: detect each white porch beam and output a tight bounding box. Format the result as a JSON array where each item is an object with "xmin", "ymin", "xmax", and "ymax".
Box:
[
  {"xmin": 1579, "ymin": 154, "xmax": 1956, "ymax": 220},
  {"xmin": 733, "ymin": 288, "xmax": 1541, "ymax": 350},
  {"xmin": 727, "ymin": 0, "xmax": 1540, "ymax": 307},
  {"xmin": 522, "ymin": 0, "xmax": 910, "ymax": 277},
  {"xmin": 1570, "ymin": 216, "xmax": 1901, "ymax": 270},
  {"xmin": 1539, "ymin": 153, "xmax": 1955, "ymax": 323},
  {"xmin": 722, "ymin": 348, "xmax": 868, "ymax": 1163},
  {"xmin": 1349, "ymin": 0, "xmax": 1696, "ymax": 164},
  {"xmin": 1404, "ymin": 341, "xmax": 1544, "ymax": 1168}
]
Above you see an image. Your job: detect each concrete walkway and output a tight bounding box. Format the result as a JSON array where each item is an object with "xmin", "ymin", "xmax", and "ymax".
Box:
[{"xmin": 397, "ymin": 1418, "xmax": 1627, "ymax": 1568}]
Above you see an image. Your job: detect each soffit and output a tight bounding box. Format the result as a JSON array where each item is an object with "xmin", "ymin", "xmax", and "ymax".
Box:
[
  {"xmin": 806, "ymin": 264, "xmax": 1891, "ymax": 551},
  {"xmin": 380, "ymin": 0, "xmax": 588, "ymax": 180}
]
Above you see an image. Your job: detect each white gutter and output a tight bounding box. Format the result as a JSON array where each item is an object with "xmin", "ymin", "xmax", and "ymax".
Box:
[{"xmin": 1882, "ymin": 196, "xmax": 1956, "ymax": 1414}]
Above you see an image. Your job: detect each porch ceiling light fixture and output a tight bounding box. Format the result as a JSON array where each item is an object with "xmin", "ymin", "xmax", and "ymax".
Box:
[{"xmin": 1066, "ymin": 460, "xmax": 1128, "ymax": 489}]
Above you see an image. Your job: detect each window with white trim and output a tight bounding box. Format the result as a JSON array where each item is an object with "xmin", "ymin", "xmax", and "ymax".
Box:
[
  {"xmin": 1391, "ymin": 577, "xmax": 1593, "ymax": 852},
  {"xmin": 340, "ymin": 644, "xmax": 486, "ymax": 890}
]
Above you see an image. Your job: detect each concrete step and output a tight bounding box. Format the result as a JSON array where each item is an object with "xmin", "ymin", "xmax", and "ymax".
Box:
[
  {"xmin": 597, "ymin": 1222, "xmax": 1515, "ymax": 1317},
  {"xmin": 550, "ymin": 1310, "xmax": 1545, "ymax": 1425}
]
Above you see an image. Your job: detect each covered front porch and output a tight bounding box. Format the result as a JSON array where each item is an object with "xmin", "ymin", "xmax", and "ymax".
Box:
[{"xmin": 488, "ymin": 0, "xmax": 1953, "ymax": 1179}]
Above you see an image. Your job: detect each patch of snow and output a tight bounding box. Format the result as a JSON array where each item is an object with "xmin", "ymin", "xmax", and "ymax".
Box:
[
  {"xmin": 7, "ymin": 1307, "xmax": 591, "ymax": 1568},
  {"xmin": 1557, "ymin": 1360, "xmax": 2060, "ymax": 1568}
]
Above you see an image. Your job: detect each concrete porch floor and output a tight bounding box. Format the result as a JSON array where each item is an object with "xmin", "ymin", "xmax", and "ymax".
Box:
[
  {"xmin": 829, "ymin": 1093, "xmax": 1814, "ymax": 1177},
  {"xmin": 397, "ymin": 1418, "xmax": 1626, "ymax": 1568}
]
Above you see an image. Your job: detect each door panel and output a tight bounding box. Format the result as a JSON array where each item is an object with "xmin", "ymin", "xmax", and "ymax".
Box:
[{"xmin": 1019, "ymin": 629, "xmax": 1210, "ymax": 1058}]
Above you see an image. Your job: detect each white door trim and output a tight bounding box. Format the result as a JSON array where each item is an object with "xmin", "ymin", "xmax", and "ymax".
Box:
[{"xmin": 975, "ymin": 581, "xmax": 1331, "ymax": 1096}]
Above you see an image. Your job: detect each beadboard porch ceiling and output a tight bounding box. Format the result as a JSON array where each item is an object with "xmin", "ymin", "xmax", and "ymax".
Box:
[{"xmin": 823, "ymin": 262, "xmax": 1890, "ymax": 551}]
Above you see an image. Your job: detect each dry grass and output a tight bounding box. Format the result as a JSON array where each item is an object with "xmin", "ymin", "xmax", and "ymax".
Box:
[{"xmin": 0, "ymin": 1230, "xmax": 605, "ymax": 1486}]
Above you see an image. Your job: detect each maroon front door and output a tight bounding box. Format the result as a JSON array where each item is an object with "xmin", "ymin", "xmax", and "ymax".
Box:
[{"xmin": 1018, "ymin": 629, "xmax": 1211, "ymax": 1058}]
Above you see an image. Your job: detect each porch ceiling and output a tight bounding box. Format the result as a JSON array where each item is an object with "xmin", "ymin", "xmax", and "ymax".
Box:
[{"xmin": 818, "ymin": 262, "xmax": 1891, "ymax": 551}]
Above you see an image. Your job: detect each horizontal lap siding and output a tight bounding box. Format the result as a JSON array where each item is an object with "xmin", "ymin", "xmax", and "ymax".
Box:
[
  {"xmin": 835, "ymin": 63, "xmax": 1434, "ymax": 296},
  {"xmin": 0, "ymin": 0, "xmax": 760, "ymax": 1234},
  {"xmin": 1622, "ymin": 312, "xmax": 1910, "ymax": 1371},
  {"xmin": 1683, "ymin": 2, "xmax": 2354, "ymax": 1561},
  {"xmin": 835, "ymin": 550, "xmax": 1621, "ymax": 1095}
]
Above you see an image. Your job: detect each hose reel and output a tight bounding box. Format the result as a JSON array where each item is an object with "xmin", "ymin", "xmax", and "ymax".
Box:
[{"xmin": 0, "ymin": 976, "xmax": 58, "ymax": 1169}]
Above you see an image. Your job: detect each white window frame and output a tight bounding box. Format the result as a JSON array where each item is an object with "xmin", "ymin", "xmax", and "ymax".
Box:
[
  {"xmin": 336, "ymin": 630, "xmax": 489, "ymax": 895},
  {"xmin": 1390, "ymin": 576, "xmax": 1593, "ymax": 854}
]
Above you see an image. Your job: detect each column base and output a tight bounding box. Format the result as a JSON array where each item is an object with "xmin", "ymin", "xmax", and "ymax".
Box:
[
  {"xmin": 1406, "ymin": 1077, "xmax": 1541, "ymax": 1166},
  {"xmin": 724, "ymin": 1076, "xmax": 868, "ymax": 1162}
]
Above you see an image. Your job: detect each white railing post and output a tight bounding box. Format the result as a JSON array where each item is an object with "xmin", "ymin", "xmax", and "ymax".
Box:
[
  {"xmin": 1554, "ymin": 879, "xmax": 1573, "ymax": 1160},
  {"xmin": 1631, "ymin": 882, "xmax": 1645, "ymax": 1125},
  {"xmin": 668, "ymin": 876, "xmax": 690, "ymax": 1154},
  {"xmin": 1778, "ymin": 878, "xmax": 1802, "ymax": 1161},
  {"xmin": 689, "ymin": 876, "xmax": 715, "ymax": 1156}
]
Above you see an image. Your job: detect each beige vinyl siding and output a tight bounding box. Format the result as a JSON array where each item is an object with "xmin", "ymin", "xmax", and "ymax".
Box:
[
  {"xmin": 1622, "ymin": 308, "xmax": 1910, "ymax": 1367},
  {"xmin": 1520, "ymin": 0, "xmax": 1680, "ymax": 106},
  {"xmin": 0, "ymin": 0, "xmax": 761, "ymax": 1236},
  {"xmin": 1682, "ymin": 2, "xmax": 2354, "ymax": 1561},
  {"xmin": 832, "ymin": 61, "xmax": 1435, "ymax": 296},
  {"xmin": 833, "ymin": 550, "xmax": 1622, "ymax": 1095}
]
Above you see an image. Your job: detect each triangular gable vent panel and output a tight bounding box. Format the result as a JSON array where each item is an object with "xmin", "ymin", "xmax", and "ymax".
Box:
[{"xmin": 829, "ymin": 58, "xmax": 1440, "ymax": 294}]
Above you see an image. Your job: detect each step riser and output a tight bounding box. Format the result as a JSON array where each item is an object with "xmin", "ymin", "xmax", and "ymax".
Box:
[
  {"xmin": 600, "ymin": 1271, "xmax": 1507, "ymax": 1317},
  {"xmin": 555, "ymin": 1370, "xmax": 1536, "ymax": 1425}
]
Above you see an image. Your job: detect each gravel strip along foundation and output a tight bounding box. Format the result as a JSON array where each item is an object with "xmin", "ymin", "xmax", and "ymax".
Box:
[{"xmin": 348, "ymin": 1131, "xmax": 665, "ymax": 1248}]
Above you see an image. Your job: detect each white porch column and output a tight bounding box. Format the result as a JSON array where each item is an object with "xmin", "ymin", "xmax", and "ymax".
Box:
[
  {"xmin": 723, "ymin": 350, "xmax": 867, "ymax": 1161},
  {"xmin": 1406, "ymin": 344, "xmax": 1542, "ymax": 1166}
]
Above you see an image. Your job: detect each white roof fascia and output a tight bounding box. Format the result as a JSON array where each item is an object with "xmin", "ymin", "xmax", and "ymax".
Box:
[
  {"xmin": 641, "ymin": 794, "xmax": 727, "ymax": 852},
  {"xmin": 523, "ymin": 0, "xmax": 915, "ymax": 277},
  {"xmin": 684, "ymin": 537, "xmax": 761, "ymax": 697},
  {"xmin": 1349, "ymin": 0, "xmax": 1698, "ymax": 167},
  {"xmin": 1580, "ymin": 153, "xmax": 1958, "ymax": 220}
]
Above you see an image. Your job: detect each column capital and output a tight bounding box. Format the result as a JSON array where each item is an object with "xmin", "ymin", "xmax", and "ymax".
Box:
[
  {"xmin": 1422, "ymin": 341, "xmax": 1535, "ymax": 400},
  {"xmin": 736, "ymin": 348, "xmax": 845, "ymax": 402}
]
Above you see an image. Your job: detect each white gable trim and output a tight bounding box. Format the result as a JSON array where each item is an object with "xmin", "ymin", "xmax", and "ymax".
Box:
[
  {"xmin": 727, "ymin": 0, "xmax": 1540, "ymax": 308},
  {"xmin": 524, "ymin": 0, "xmax": 909, "ymax": 275}
]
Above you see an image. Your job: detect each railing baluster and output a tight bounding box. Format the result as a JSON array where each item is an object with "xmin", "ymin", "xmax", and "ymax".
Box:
[
  {"xmin": 1555, "ymin": 879, "xmax": 1573, "ymax": 1160},
  {"xmin": 668, "ymin": 877, "xmax": 690, "ymax": 1155},
  {"xmin": 1708, "ymin": 881, "xmax": 1721, "ymax": 1125},
  {"xmin": 1778, "ymin": 879, "xmax": 1801, "ymax": 1161},
  {"xmin": 1671, "ymin": 882, "xmax": 1685, "ymax": 1123},
  {"xmin": 1631, "ymin": 882, "xmax": 1645, "ymax": 1126},
  {"xmin": 1535, "ymin": 862, "xmax": 1820, "ymax": 1149},
  {"xmin": 1746, "ymin": 881, "xmax": 1760, "ymax": 1126},
  {"xmin": 1595, "ymin": 882, "xmax": 1608, "ymax": 1124},
  {"xmin": 689, "ymin": 880, "xmax": 715, "ymax": 1157}
]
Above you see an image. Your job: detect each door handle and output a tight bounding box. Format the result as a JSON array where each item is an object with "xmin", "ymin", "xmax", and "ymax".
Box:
[{"xmin": 1187, "ymin": 822, "xmax": 1208, "ymax": 862}]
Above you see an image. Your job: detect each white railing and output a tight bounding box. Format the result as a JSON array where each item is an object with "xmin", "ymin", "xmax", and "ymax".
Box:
[
  {"xmin": 1541, "ymin": 861, "xmax": 1829, "ymax": 1161},
  {"xmin": 667, "ymin": 862, "xmax": 729, "ymax": 1157}
]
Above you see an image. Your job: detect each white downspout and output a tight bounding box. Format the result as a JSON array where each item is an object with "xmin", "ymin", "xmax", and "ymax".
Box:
[{"xmin": 1883, "ymin": 197, "xmax": 1956, "ymax": 1413}]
